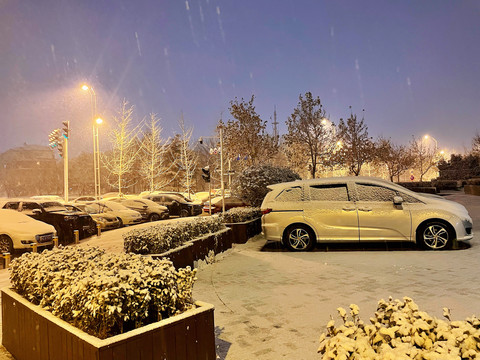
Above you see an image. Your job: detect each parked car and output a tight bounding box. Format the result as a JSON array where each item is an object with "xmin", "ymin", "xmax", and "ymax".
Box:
[
  {"xmin": 0, "ymin": 209, "xmax": 56, "ymax": 253},
  {"xmin": 142, "ymin": 193, "xmax": 202, "ymax": 217},
  {"xmin": 108, "ymin": 198, "xmax": 169, "ymax": 221},
  {"xmin": 261, "ymin": 176, "xmax": 474, "ymax": 251},
  {"xmin": 203, "ymin": 196, "xmax": 249, "ymax": 214},
  {"xmin": 65, "ymin": 204, "xmax": 121, "ymax": 231},
  {"xmin": 0, "ymin": 199, "xmax": 96, "ymax": 243},
  {"xmin": 84, "ymin": 200, "xmax": 143, "ymax": 227}
]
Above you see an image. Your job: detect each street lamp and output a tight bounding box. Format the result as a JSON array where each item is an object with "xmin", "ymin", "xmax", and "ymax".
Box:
[
  {"xmin": 81, "ymin": 84, "xmax": 102, "ymax": 200},
  {"xmin": 423, "ymin": 134, "xmax": 438, "ymax": 151}
]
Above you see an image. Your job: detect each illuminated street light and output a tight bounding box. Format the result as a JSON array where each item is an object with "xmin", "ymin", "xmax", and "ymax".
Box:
[
  {"xmin": 82, "ymin": 84, "xmax": 102, "ymax": 200},
  {"xmin": 423, "ymin": 134, "xmax": 438, "ymax": 150}
]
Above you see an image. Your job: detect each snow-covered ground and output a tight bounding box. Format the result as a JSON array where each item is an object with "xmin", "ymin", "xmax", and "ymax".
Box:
[
  {"xmin": 0, "ymin": 191, "xmax": 478, "ymax": 359},
  {"xmin": 192, "ymin": 191, "xmax": 480, "ymax": 359}
]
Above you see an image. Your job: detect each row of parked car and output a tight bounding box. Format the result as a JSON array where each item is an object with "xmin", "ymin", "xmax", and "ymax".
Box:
[{"xmin": 0, "ymin": 190, "xmax": 251, "ymax": 254}]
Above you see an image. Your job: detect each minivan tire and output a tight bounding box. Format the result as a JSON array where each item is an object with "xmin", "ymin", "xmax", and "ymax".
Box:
[
  {"xmin": 284, "ymin": 225, "xmax": 316, "ymax": 251},
  {"xmin": 417, "ymin": 221, "xmax": 453, "ymax": 250}
]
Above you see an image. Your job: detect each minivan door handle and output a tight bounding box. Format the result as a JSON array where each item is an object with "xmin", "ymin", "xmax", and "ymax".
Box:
[
  {"xmin": 342, "ymin": 206, "xmax": 356, "ymax": 212},
  {"xmin": 358, "ymin": 207, "xmax": 372, "ymax": 212}
]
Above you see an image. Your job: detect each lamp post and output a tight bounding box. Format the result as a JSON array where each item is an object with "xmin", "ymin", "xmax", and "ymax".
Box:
[
  {"xmin": 198, "ymin": 122, "xmax": 226, "ymax": 214},
  {"xmin": 82, "ymin": 84, "xmax": 102, "ymax": 200},
  {"xmin": 423, "ymin": 134, "xmax": 438, "ymax": 151}
]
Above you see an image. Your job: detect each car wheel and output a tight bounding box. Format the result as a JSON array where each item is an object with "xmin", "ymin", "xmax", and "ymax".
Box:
[
  {"xmin": 149, "ymin": 213, "xmax": 161, "ymax": 222},
  {"xmin": 0, "ymin": 235, "xmax": 13, "ymax": 254},
  {"xmin": 417, "ymin": 221, "xmax": 453, "ymax": 250},
  {"xmin": 180, "ymin": 209, "xmax": 189, "ymax": 217},
  {"xmin": 284, "ymin": 225, "xmax": 316, "ymax": 251},
  {"xmin": 117, "ymin": 218, "xmax": 124, "ymax": 227}
]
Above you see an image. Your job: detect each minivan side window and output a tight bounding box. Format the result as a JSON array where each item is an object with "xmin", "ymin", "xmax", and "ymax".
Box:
[
  {"xmin": 275, "ymin": 186, "xmax": 303, "ymax": 202},
  {"xmin": 356, "ymin": 183, "xmax": 396, "ymax": 202},
  {"xmin": 309, "ymin": 184, "xmax": 349, "ymax": 201}
]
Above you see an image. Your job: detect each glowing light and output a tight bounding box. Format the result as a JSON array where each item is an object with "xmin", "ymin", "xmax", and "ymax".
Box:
[
  {"xmin": 96, "ymin": 118, "xmax": 103, "ymax": 125},
  {"xmin": 81, "ymin": 85, "xmax": 89, "ymax": 91}
]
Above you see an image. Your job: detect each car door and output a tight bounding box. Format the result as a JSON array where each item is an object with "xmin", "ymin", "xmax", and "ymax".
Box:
[
  {"xmin": 354, "ymin": 182, "xmax": 411, "ymax": 241},
  {"xmin": 303, "ymin": 182, "xmax": 359, "ymax": 242}
]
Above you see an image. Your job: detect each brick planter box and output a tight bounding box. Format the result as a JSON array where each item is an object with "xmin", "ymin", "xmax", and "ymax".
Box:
[
  {"xmin": 465, "ymin": 185, "xmax": 480, "ymax": 196},
  {"xmin": 151, "ymin": 227, "xmax": 232, "ymax": 268},
  {"xmin": 225, "ymin": 217, "xmax": 262, "ymax": 244},
  {"xmin": 2, "ymin": 287, "xmax": 216, "ymax": 360}
]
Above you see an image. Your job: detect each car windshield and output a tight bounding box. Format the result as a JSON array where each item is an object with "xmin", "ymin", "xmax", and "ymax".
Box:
[
  {"xmin": 41, "ymin": 202, "xmax": 68, "ymax": 212},
  {"xmin": 102, "ymin": 201, "xmax": 128, "ymax": 211}
]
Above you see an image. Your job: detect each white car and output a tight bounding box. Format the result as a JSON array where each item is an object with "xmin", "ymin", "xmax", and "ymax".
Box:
[
  {"xmin": 85, "ymin": 200, "xmax": 143, "ymax": 227},
  {"xmin": 0, "ymin": 209, "xmax": 56, "ymax": 253},
  {"xmin": 261, "ymin": 177, "xmax": 473, "ymax": 251}
]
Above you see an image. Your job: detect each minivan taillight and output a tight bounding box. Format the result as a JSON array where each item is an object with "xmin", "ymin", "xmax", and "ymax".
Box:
[{"xmin": 262, "ymin": 208, "xmax": 272, "ymax": 215}]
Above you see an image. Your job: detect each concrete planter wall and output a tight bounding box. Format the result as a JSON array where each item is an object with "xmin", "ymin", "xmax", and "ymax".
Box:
[
  {"xmin": 465, "ymin": 185, "xmax": 480, "ymax": 196},
  {"xmin": 225, "ymin": 217, "xmax": 262, "ymax": 244},
  {"xmin": 2, "ymin": 287, "xmax": 216, "ymax": 360},
  {"xmin": 150, "ymin": 227, "xmax": 232, "ymax": 268}
]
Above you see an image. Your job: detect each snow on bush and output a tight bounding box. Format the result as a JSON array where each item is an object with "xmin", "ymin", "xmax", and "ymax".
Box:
[
  {"xmin": 232, "ymin": 164, "xmax": 301, "ymax": 207},
  {"xmin": 318, "ymin": 297, "xmax": 480, "ymax": 359},
  {"xmin": 10, "ymin": 247, "xmax": 197, "ymax": 339},
  {"xmin": 220, "ymin": 207, "xmax": 262, "ymax": 223},
  {"xmin": 123, "ymin": 216, "xmax": 223, "ymax": 254}
]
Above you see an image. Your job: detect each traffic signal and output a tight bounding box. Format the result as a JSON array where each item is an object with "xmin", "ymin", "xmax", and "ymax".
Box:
[
  {"xmin": 57, "ymin": 140, "xmax": 64, "ymax": 157},
  {"xmin": 48, "ymin": 129, "xmax": 60, "ymax": 148},
  {"xmin": 62, "ymin": 121, "xmax": 70, "ymax": 139},
  {"xmin": 202, "ymin": 166, "xmax": 210, "ymax": 182}
]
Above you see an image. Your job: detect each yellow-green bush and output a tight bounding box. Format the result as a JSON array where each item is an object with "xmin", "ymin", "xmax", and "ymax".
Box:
[{"xmin": 319, "ymin": 297, "xmax": 480, "ymax": 359}]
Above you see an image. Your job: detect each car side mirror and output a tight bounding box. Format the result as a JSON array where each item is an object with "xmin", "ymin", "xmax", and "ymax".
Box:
[
  {"xmin": 32, "ymin": 209, "xmax": 42, "ymax": 215},
  {"xmin": 393, "ymin": 196, "xmax": 404, "ymax": 206}
]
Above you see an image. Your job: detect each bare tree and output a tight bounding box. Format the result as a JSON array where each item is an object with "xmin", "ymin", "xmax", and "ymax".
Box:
[
  {"xmin": 224, "ymin": 95, "xmax": 278, "ymax": 169},
  {"xmin": 103, "ymin": 99, "xmax": 141, "ymax": 194},
  {"xmin": 472, "ymin": 132, "xmax": 480, "ymax": 157},
  {"xmin": 139, "ymin": 113, "xmax": 177, "ymax": 192},
  {"xmin": 284, "ymin": 92, "xmax": 337, "ymax": 178},
  {"xmin": 335, "ymin": 113, "xmax": 374, "ymax": 176},
  {"xmin": 409, "ymin": 135, "xmax": 438, "ymax": 182},
  {"xmin": 177, "ymin": 114, "xmax": 197, "ymax": 196},
  {"xmin": 375, "ymin": 137, "xmax": 415, "ymax": 182}
]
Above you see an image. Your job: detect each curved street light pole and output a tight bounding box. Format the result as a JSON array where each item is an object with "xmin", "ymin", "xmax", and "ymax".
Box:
[{"xmin": 82, "ymin": 85, "xmax": 101, "ymax": 200}]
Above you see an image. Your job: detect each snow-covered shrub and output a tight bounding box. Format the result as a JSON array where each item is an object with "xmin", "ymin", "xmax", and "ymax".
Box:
[
  {"xmin": 318, "ymin": 297, "xmax": 480, "ymax": 359},
  {"xmin": 232, "ymin": 164, "xmax": 301, "ymax": 207},
  {"xmin": 10, "ymin": 247, "xmax": 197, "ymax": 339},
  {"xmin": 220, "ymin": 207, "xmax": 262, "ymax": 223},
  {"xmin": 123, "ymin": 216, "xmax": 223, "ymax": 254}
]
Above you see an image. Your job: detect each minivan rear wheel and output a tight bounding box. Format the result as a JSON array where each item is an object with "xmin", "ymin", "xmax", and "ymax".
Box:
[
  {"xmin": 284, "ymin": 225, "xmax": 316, "ymax": 251},
  {"xmin": 417, "ymin": 221, "xmax": 453, "ymax": 250}
]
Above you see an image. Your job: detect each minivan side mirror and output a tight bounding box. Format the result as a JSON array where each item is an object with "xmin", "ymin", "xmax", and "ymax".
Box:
[{"xmin": 393, "ymin": 196, "xmax": 404, "ymax": 206}]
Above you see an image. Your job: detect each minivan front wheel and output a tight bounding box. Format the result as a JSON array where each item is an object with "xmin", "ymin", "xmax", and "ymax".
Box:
[
  {"xmin": 284, "ymin": 225, "xmax": 316, "ymax": 251},
  {"xmin": 417, "ymin": 221, "xmax": 453, "ymax": 250}
]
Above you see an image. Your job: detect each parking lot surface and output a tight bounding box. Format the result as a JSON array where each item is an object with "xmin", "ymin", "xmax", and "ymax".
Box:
[
  {"xmin": 0, "ymin": 191, "xmax": 478, "ymax": 359},
  {"xmin": 192, "ymin": 191, "xmax": 480, "ymax": 359}
]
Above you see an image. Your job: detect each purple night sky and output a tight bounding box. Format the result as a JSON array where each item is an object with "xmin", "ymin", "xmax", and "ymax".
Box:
[{"xmin": 1, "ymin": 0, "xmax": 479, "ymax": 156}]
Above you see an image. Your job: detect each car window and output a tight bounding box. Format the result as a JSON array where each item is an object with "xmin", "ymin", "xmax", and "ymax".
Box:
[
  {"xmin": 275, "ymin": 186, "xmax": 303, "ymax": 202},
  {"xmin": 398, "ymin": 191, "xmax": 422, "ymax": 204},
  {"xmin": 21, "ymin": 202, "xmax": 42, "ymax": 215},
  {"xmin": 41, "ymin": 202, "xmax": 67, "ymax": 211},
  {"xmin": 4, "ymin": 202, "xmax": 19, "ymax": 210},
  {"xmin": 356, "ymin": 183, "xmax": 396, "ymax": 202},
  {"xmin": 308, "ymin": 184, "xmax": 349, "ymax": 201}
]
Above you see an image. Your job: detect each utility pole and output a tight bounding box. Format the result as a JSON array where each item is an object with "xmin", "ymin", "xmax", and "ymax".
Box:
[
  {"xmin": 62, "ymin": 121, "xmax": 70, "ymax": 202},
  {"xmin": 219, "ymin": 124, "xmax": 225, "ymax": 214},
  {"xmin": 272, "ymin": 105, "xmax": 279, "ymax": 146}
]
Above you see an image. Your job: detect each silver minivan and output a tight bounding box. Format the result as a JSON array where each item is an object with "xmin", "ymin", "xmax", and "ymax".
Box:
[{"xmin": 261, "ymin": 177, "xmax": 473, "ymax": 251}]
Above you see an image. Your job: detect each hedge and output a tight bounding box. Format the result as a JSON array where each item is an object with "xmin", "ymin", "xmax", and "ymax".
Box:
[
  {"xmin": 123, "ymin": 217, "xmax": 223, "ymax": 255},
  {"xmin": 10, "ymin": 247, "xmax": 196, "ymax": 339}
]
